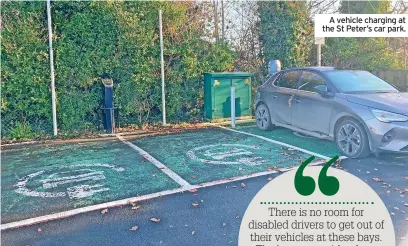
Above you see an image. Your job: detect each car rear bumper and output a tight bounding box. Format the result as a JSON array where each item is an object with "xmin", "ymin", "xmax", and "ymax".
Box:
[{"xmin": 365, "ymin": 118, "xmax": 408, "ymax": 153}]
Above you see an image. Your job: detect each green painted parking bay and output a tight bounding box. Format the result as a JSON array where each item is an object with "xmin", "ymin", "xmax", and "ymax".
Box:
[
  {"xmin": 1, "ymin": 140, "xmax": 179, "ymax": 224},
  {"xmin": 235, "ymin": 125, "xmax": 341, "ymax": 158},
  {"xmin": 131, "ymin": 127, "xmax": 321, "ymax": 185}
]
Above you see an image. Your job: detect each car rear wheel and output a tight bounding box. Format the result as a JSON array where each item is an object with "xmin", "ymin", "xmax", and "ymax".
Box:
[
  {"xmin": 255, "ymin": 104, "xmax": 273, "ymax": 131},
  {"xmin": 335, "ymin": 119, "xmax": 370, "ymax": 158}
]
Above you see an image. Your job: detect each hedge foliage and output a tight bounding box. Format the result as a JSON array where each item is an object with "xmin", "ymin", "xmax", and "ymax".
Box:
[
  {"xmin": 258, "ymin": 1, "xmax": 313, "ymax": 71},
  {"xmin": 1, "ymin": 2, "xmax": 235, "ymax": 139}
]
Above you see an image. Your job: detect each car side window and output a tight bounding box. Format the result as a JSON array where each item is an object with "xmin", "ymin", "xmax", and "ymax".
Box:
[
  {"xmin": 298, "ymin": 71, "xmax": 327, "ymax": 92},
  {"xmin": 265, "ymin": 73, "xmax": 280, "ymax": 87},
  {"xmin": 274, "ymin": 71, "xmax": 298, "ymax": 89}
]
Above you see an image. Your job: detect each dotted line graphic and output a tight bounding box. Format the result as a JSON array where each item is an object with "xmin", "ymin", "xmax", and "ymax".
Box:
[{"xmin": 260, "ymin": 202, "xmax": 375, "ymax": 205}]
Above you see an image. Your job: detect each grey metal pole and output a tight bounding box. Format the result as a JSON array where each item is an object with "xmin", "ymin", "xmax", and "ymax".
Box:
[
  {"xmin": 47, "ymin": 0, "xmax": 58, "ymax": 136},
  {"xmin": 230, "ymin": 86, "xmax": 236, "ymax": 128},
  {"xmin": 317, "ymin": 44, "xmax": 322, "ymax": 67},
  {"xmin": 159, "ymin": 10, "xmax": 166, "ymax": 125}
]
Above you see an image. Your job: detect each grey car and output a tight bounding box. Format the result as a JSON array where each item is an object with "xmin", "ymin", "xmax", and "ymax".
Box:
[{"xmin": 255, "ymin": 67, "xmax": 408, "ymax": 158}]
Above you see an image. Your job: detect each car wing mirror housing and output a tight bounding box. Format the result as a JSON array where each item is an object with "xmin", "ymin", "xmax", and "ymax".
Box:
[{"xmin": 314, "ymin": 85, "xmax": 334, "ymax": 97}]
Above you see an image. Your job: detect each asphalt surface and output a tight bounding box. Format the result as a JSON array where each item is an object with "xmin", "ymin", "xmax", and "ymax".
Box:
[{"xmin": 1, "ymin": 154, "xmax": 407, "ymax": 246}]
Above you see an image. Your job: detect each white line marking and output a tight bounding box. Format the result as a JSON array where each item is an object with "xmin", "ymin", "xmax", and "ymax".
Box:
[
  {"xmin": 13, "ymin": 164, "xmax": 124, "ymax": 198},
  {"xmin": 205, "ymin": 148, "xmax": 253, "ymax": 160},
  {"xmin": 1, "ymin": 160, "xmax": 325, "ymax": 231},
  {"xmin": 67, "ymin": 184, "xmax": 110, "ymax": 199},
  {"xmin": 0, "ymin": 187, "xmax": 187, "ymax": 231},
  {"xmin": 43, "ymin": 173, "xmax": 105, "ymax": 189},
  {"xmin": 187, "ymin": 144, "xmax": 266, "ymax": 165},
  {"xmin": 218, "ymin": 126, "xmax": 331, "ymax": 160},
  {"xmin": 116, "ymin": 134, "xmax": 192, "ymax": 188},
  {"xmin": 41, "ymin": 170, "xmax": 103, "ymax": 183}
]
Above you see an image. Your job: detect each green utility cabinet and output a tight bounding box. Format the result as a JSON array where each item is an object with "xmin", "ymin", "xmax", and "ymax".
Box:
[{"xmin": 204, "ymin": 72, "xmax": 252, "ymax": 120}]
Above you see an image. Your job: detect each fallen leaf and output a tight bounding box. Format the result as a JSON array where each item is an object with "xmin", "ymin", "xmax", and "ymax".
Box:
[
  {"xmin": 150, "ymin": 218, "xmax": 161, "ymax": 223},
  {"xmin": 130, "ymin": 226, "xmax": 138, "ymax": 231},
  {"xmin": 373, "ymin": 177, "xmax": 383, "ymax": 182},
  {"xmin": 101, "ymin": 208, "xmax": 108, "ymax": 214}
]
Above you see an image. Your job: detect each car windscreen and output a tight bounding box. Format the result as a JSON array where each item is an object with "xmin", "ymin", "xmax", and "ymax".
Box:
[{"xmin": 324, "ymin": 70, "xmax": 399, "ymax": 93}]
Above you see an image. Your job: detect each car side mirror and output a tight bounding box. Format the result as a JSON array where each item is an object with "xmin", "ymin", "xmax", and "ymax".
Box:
[{"xmin": 314, "ymin": 85, "xmax": 334, "ymax": 97}]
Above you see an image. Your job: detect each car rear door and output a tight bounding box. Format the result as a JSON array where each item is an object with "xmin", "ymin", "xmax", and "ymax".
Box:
[
  {"xmin": 292, "ymin": 70, "xmax": 334, "ymax": 135},
  {"xmin": 267, "ymin": 70, "xmax": 300, "ymax": 126}
]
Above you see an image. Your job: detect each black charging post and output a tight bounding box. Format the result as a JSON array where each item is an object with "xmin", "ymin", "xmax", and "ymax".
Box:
[{"xmin": 102, "ymin": 78, "xmax": 115, "ymax": 133}]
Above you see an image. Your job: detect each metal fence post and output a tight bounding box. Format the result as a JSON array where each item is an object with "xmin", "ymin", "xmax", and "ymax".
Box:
[
  {"xmin": 231, "ymin": 85, "xmax": 236, "ymax": 128},
  {"xmin": 159, "ymin": 10, "xmax": 166, "ymax": 125},
  {"xmin": 47, "ymin": 0, "xmax": 58, "ymax": 136}
]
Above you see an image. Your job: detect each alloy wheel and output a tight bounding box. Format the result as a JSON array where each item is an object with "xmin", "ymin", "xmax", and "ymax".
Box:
[
  {"xmin": 337, "ymin": 123, "xmax": 362, "ymax": 156},
  {"xmin": 256, "ymin": 105, "xmax": 269, "ymax": 129}
]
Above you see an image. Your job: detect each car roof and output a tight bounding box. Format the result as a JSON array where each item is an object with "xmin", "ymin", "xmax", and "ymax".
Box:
[
  {"xmin": 281, "ymin": 66, "xmax": 336, "ymax": 72},
  {"xmin": 281, "ymin": 66, "xmax": 366, "ymax": 73}
]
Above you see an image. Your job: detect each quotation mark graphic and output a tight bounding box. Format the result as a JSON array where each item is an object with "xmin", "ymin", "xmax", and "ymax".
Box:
[{"xmin": 295, "ymin": 156, "xmax": 340, "ymax": 196}]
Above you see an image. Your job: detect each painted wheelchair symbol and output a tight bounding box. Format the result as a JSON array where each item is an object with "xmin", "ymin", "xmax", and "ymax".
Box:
[
  {"xmin": 186, "ymin": 144, "xmax": 266, "ymax": 166},
  {"xmin": 14, "ymin": 164, "xmax": 125, "ymax": 199}
]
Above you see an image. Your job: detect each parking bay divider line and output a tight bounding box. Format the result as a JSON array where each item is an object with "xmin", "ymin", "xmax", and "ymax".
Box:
[
  {"xmin": 0, "ymin": 158, "xmax": 328, "ymax": 231},
  {"xmin": 116, "ymin": 134, "xmax": 192, "ymax": 189}
]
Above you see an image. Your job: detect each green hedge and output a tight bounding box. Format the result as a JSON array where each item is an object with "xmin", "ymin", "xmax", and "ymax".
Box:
[
  {"xmin": 1, "ymin": 2, "xmax": 235, "ymax": 139},
  {"xmin": 258, "ymin": 1, "xmax": 312, "ymax": 70}
]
